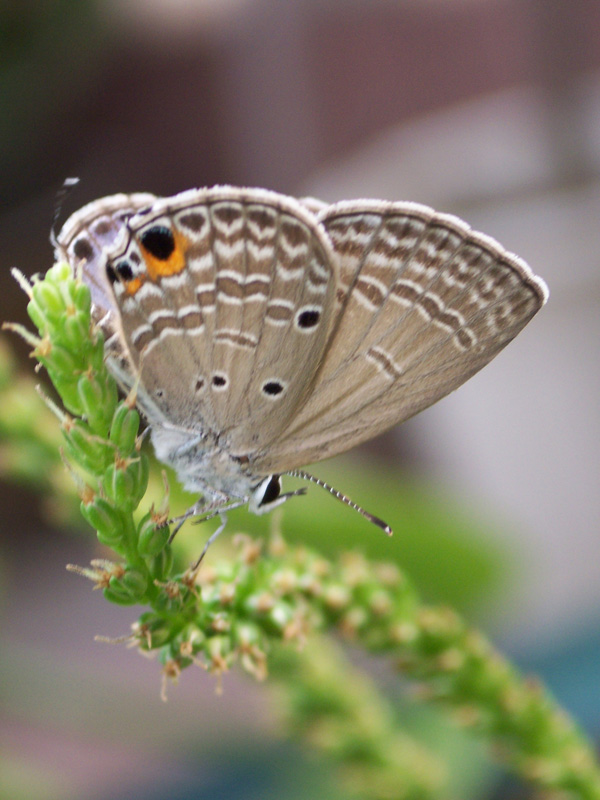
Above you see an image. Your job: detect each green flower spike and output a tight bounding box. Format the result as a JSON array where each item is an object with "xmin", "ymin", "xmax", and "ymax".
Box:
[{"xmin": 4, "ymin": 261, "xmax": 600, "ymax": 800}]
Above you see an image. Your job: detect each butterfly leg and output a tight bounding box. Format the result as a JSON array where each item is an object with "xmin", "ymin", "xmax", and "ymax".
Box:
[
  {"xmin": 167, "ymin": 504, "xmax": 204, "ymax": 544},
  {"xmin": 167, "ymin": 490, "xmax": 231, "ymax": 544},
  {"xmin": 190, "ymin": 511, "xmax": 229, "ymax": 572}
]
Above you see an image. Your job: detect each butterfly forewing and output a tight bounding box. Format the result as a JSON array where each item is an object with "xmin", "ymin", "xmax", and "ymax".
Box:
[
  {"xmin": 251, "ymin": 202, "xmax": 547, "ymax": 472},
  {"xmin": 65, "ymin": 188, "xmax": 338, "ymax": 451}
]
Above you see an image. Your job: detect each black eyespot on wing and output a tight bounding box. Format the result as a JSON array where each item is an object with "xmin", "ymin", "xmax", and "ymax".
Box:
[
  {"xmin": 73, "ymin": 237, "xmax": 94, "ymax": 262},
  {"xmin": 297, "ymin": 308, "xmax": 320, "ymax": 329},
  {"xmin": 140, "ymin": 225, "xmax": 175, "ymax": 260},
  {"xmin": 260, "ymin": 476, "xmax": 281, "ymax": 506},
  {"xmin": 106, "ymin": 264, "xmax": 117, "ymax": 284},
  {"xmin": 115, "ymin": 260, "xmax": 133, "ymax": 281},
  {"xmin": 212, "ymin": 373, "xmax": 227, "ymax": 389},
  {"xmin": 262, "ymin": 380, "xmax": 284, "ymax": 396},
  {"xmin": 195, "ymin": 377, "xmax": 205, "ymax": 391}
]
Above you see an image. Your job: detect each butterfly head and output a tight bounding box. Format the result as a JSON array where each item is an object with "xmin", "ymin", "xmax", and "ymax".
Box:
[{"xmin": 248, "ymin": 475, "xmax": 307, "ymax": 516}]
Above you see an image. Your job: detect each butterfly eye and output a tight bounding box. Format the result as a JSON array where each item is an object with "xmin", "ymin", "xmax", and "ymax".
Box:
[
  {"xmin": 254, "ymin": 475, "xmax": 282, "ymax": 507},
  {"xmin": 140, "ymin": 225, "xmax": 175, "ymax": 260}
]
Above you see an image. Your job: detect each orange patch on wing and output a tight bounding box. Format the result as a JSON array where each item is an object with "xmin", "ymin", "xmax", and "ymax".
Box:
[
  {"xmin": 140, "ymin": 228, "xmax": 189, "ymax": 282},
  {"xmin": 125, "ymin": 277, "xmax": 143, "ymax": 296}
]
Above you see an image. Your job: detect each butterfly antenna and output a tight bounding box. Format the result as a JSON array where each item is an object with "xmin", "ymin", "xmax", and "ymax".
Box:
[
  {"xmin": 50, "ymin": 177, "xmax": 80, "ymax": 249},
  {"xmin": 286, "ymin": 469, "xmax": 392, "ymax": 536}
]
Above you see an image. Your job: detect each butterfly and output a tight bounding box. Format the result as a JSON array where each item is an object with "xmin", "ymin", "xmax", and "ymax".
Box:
[{"xmin": 56, "ymin": 186, "xmax": 548, "ymax": 558}]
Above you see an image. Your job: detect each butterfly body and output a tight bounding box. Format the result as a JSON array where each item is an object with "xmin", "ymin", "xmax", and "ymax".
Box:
[{"xmin": 56, "ymin": 186, "xmax": 548, "ymax": 526}]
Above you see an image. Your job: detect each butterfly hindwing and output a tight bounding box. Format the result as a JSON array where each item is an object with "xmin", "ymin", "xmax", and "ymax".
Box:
[{"xmin": 251, "ymin": 201, "xmax": 547, "ymax": 472}]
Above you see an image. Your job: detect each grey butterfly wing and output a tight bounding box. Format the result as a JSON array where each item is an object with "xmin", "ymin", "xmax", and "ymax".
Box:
[
  {"xmin": 86, "ymin": 187, "xmax": 339, "ymax": 450},
  {"xmin": 252, "ymin": 201, "xmax": 548, "ymax": 473}
]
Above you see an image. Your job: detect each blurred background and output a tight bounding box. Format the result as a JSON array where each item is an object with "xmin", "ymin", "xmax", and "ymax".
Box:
[{"xmin": 1, "ymin": 1, "xmax": 599, "ymax": 798}]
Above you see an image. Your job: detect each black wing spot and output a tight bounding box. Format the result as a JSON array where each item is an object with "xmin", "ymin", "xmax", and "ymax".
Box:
[
  {"xmin": 140, "ymin": 225, "xmax": 175, "ymax": 260},
  {"xmin": 296, "ymin": 308, "xmax": 320, "ymax": 329},
  {"xmin": 73, "ymin": 237, "xmax": 94, "ymax": 262},
  {"xmin": 115, "ymin": 260, "xmax": 133, "ymax": 281},
  {"xmin": 262, "ymin": 380, "xmax": 284, "ymax": 397},
  {"xmin": 212, "ymin": 373, "xmax": 228, "ymax": 390}
]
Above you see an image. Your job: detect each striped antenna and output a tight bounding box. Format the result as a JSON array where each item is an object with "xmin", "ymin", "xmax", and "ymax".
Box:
[{"xmin": 286, "ymin": 469, "xmax": 392, "ymax": 536}]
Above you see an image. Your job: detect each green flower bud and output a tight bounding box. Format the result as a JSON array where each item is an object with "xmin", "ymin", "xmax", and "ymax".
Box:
[
  {"xmin": 79, "ymin": 495, "xmax": 124, "ymax": 546},
  {"xmin": 109, "ymin": 402, "xmax": 140, "ymax": 455},
  {"xmin": 32, "ymin": 281, "xmax": 66, "ymax": 322},
  {"xmin": 41, "ymin": 342, "xmax": 81, "ymax": 377},
  {"xmin": 131, "ymin": 451, "xmax": 150, "ymax": 501},
  {"xmin": 77, "ymin": 373, "xmax": 117, "ymax": 434},
  {"xmin": 63, "ymin": 420, "xmax": 114, "ymax": 473},
  {"xmin": 245, "ymin": 592, "xmax": 295, "ymax": 634},
  {"xmin": 267, "ymin": 600, "xmax": 296, "ymax": 633},
  {"xmin": 105, "ymin": 569, "xmax": 147, "ymax": 604},
  {"xmin": 121, "ymin": 569, "xmax": 148, "ymax": 596},
  {"xmin": 70, "ymin": 281, "xmax": 91, "ymax": 313},
  {"xmin": 26, "ymin": 298, "xmax": 48, "ymax": 333},
  {"xmin": 50, "ymin": 376, "xmax": 85, "ymax": 416},
  {"xmin": 204, "ymin": 635, "xmax": 234, "ymax": 674},
  {"xmin": 62, "ymin": 310, "xmax": 91, "ymax": 351},
  {"xmin": 233, "ymin": 621, "xmax": 263, "ymax": 649},
  {"xmin": 185, "ymin": 626, "xmax": 206, "ymax": 653},
  {"xmin": 89, "ymin": 334, "xmax": 106, "ymax": 373},
  {"xmin": 77, "ymin": 372, "xmax": 106, "ymax": 417},
  {"xmin": 147, "ymin": 547, "xmax": 174, "ymax": 582},
  {"xmin": 47, "ymin": 262, "xmax": 71, "ymax": 283},
  {"xmin": 137, "ymin": 515, "xmax": 170, "ymax": 557},
  {"xmin": 102, "ymin": 461, "xmax": 136, "ymax": 509},
  {"xmin": 102, "ymin": 586, "xmax": 139, "ymax": 606},
  {"xmin": 137, "ymin": 613, "xmax": 174, "ymax": 649},
  {"xmin": 102, "ymin": 453, "xmax": 149, "ymax": 511}
]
